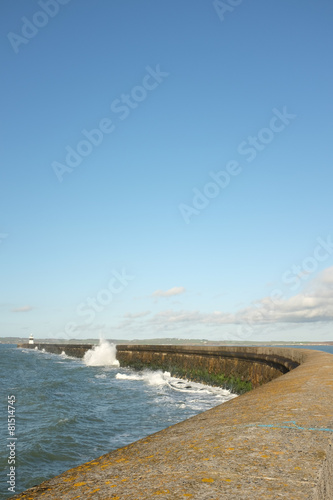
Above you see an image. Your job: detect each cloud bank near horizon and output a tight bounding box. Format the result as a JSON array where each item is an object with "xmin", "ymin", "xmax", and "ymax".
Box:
[{"xmin": 119, "ymin": 267, "xmax": 333, "ymax": 336}]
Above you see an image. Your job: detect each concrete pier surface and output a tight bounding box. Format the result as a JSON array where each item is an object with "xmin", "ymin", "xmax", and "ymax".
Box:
[{"xmin": 12, "ymin": 345, "xmax": 333, "ymax": 499}]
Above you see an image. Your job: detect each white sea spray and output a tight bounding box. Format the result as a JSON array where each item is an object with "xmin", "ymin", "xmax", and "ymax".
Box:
[{"xmin": 83, "ymin": 339, "xmax": 120, "ymax": 367}]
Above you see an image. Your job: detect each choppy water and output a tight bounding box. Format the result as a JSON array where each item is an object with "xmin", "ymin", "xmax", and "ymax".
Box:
[{"xmin": 0, "ymin": 341, "xmax": 237, "ymax": 497}]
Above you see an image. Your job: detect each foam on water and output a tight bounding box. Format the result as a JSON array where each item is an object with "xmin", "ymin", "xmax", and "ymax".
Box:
[
  {"xmin": 83, "ymin": 339, "xmax": 120, "ymax": 367},
  {"xmin": 60, "ymin": 351, "xmax": 75, "ymax": 360},
  {"xmin": 116, "ymin": 370, "xmax": 168, "ymax": 386},
  {"xmin": 116, "ymin": 373, "xmax": 143, "ymax": 381},
  {"xmin": 116, "ymin": 369, "xmax": 237, "ymax": 399}
]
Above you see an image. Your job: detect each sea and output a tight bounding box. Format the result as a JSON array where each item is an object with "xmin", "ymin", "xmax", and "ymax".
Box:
[{"xmin": 0, "ymin": 340, "xmax": 238, "ymax": 498}]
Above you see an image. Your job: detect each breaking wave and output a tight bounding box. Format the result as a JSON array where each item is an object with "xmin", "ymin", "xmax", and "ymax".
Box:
[{"xmin": 83, "ymin": 339, "xmax": 120, "ymax": 367}]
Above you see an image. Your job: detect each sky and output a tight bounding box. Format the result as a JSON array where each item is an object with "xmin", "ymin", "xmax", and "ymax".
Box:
[{"xmin": 1, "ymin": 0, "xmax": 333, "ymax": 342}]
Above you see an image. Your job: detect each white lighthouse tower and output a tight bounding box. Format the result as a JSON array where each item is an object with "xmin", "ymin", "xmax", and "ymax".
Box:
[{"xmin": 28, "ymin": 334, "xmax": 34, "ymax": 345}]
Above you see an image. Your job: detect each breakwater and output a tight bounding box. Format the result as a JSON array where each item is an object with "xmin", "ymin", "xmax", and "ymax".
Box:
[
  {"xmin": 17, "ymin": 343, "xmax": 94, "ymax": 358},
  {"xmin": 13, "ymin": 344, "xmax": 333, "ymax": 499},
  {"xmin": 116, "ymin": 344, "xmax": 299, "ymax": 392}
]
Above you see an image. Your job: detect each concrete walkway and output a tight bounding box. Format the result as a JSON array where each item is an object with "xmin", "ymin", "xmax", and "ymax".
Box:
[{"xmin": 11, "ymin": 348, "xmax": 333, "ymax": 499}]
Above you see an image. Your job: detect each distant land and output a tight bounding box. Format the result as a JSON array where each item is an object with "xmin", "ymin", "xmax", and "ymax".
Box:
[{"xmin": 1, "ymin": 337, "xmax": 333, "ymax": 346}]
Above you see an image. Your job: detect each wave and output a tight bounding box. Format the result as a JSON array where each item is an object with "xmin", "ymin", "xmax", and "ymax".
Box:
[
  {"xmin": 116, "ymin": 369, "xmax": 237, "ymax": 398},
  {"xmin": 60, "ymin": 351, "xmax": 76, "ymax": 360},
  {"xmin": 83, "ymin": 339, "xmax": 120, "ymax": 367},
  {"xmin": 116, "ymin": 370, "xmax": 168, "ymax": 386},
  {"xmin": 115, "ymin": 373, "xmax": 142, "ymax": 381}
]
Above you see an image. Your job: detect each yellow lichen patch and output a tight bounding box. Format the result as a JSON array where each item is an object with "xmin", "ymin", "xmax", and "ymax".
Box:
[
  {"xmin": 63, "ymin": 477, "xmax": 75, "ymax": 482},
  {"xmin": 227, "ymin": 448, "xmax": 235, "ymax": 451},
  {"xmin": 154, "ymin": 490, "xmax": 170, "ymax": 495},
  {"xmin": 202, "ymin": 478, "xmax": 214, "ymax": 483},
  {"xmin": 223, "ymin": 479, "xmax": 232, "ymax": 482},
  {"xmin": 121, "ymin": 478, "xmax": 128, "ymax": 482},
  {"xmin": 91, "ymin": 489, "xmax": 100, "ymax": 494},
  {"xmin": 294, "ymin": 466, "xmax": 302, "ymax": 470},
  {"xmin": 74, "ymin": 481, "xmax": 87, "ymax": 487}
]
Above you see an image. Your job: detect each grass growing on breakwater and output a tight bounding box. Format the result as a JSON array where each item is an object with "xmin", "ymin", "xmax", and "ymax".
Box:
[
  {"xmin": 170, "ymin": 366, "xmax": 252, "ymax": 395},
  {"xmin": 119, "ymin": 360, "xmax": 252, "ymax": 394}
]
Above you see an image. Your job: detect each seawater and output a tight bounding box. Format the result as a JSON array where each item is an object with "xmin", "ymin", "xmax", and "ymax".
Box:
[
  {"xmin": 282, "ymin": 345, "xmax": 333, "ymax": 355},
  {"xmin": 0, "ymin": 341, "xmax": 237, "ymax": 497}
]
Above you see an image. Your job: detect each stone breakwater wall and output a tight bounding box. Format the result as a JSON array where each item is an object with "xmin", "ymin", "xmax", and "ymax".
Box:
[
  {"xmin": 17, "ymin": 343, "xmax": 93, "ymax": 358},
  {"xmin": 13, "ymin": 345, "xmax": 333, "ymax": 499},
  {"xmin": 116, "ymin": 344, "xmax": 300, "ymax": 389}
]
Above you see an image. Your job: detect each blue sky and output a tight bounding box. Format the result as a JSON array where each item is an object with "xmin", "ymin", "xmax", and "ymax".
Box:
[{"xmin": 1, "ymin": 0, "xmax": 333, "ymax": 342}]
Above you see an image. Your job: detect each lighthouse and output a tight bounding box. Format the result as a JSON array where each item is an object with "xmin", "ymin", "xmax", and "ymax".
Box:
[{"xmin": 29, "ymin": 334, "xmax": 34, "ymax": 345}]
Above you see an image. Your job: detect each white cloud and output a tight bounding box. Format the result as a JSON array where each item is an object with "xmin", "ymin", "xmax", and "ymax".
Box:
[
  {"xmin": 148, "ymin": 309, "xmax": 234, "ymax": 327},
  {"xmin": 236, "ymin": 266, "xmax": 333, "ymax": 324},
  {"xmin": 109, "ymin": 267, "xmax": 333, "ymax": 341},
  {"xmin": 124, "ymin": 267, "xmax": 333, "ymax": 334},
  {"xmin": 151, "ymin": 287, "xmax": 186, "ymax": 298},
  {"xmin": 123, "ymin": 311, "xmax": 151, "ymax": 319},
  {"xmin": 12, "ymin": 305, "xmax": 33, "ymax": 313}
]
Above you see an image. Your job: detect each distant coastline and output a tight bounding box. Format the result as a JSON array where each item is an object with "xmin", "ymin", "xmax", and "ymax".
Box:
[{"xmin": 2, "ymin": 336, "xmax": 333, "ymax": 346}]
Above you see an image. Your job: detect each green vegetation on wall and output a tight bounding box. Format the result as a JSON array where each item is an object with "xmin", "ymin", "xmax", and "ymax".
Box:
[{"xmin": 119, "ymin": 359, "xmax": 252, "ymax": 394}]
